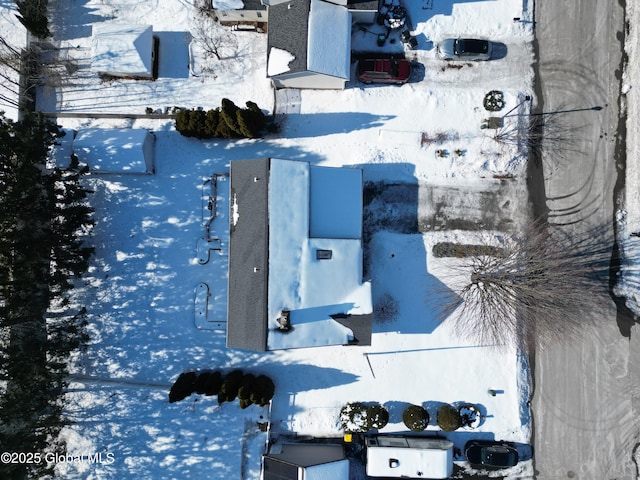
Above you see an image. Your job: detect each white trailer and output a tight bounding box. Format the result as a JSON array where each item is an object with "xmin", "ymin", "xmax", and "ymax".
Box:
[{"xmin": 366, "ymin": 436, "xmax": 454, "ymax": 479}]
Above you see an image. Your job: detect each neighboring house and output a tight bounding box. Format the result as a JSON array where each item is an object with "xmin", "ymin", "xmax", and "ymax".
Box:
[
  {"xmin": 71, "ymin": 129, "xmax": 155, "ymax": 174},
  {"xmin": 91, "ymin": 24, "xmax": 159, "ymax": 79},
  {"xmin": 262, "ymin": 443, "xmax": 349, "ymax": 480},
  {"xmin": 212, "ymin": 0, "xmax": 268, "ymax": 25},
  {"xmin": 365, "ymin": 436, "xmax": 454, "ymax": 479},
  {"xmin": 227, "ymin": 158, "xmax": 373, "ymax": 351},
  {"xmin": 266, "ymin": 0, "xmax": 352, "ymax": 89}
]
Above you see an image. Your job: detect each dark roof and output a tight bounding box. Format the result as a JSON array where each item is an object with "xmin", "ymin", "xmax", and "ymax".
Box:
[
  {"xmin": 263, "ymin": 457, "xmax": 298, "ymax": 480},
  {"xmin": 347, "ymin": 0, "xmax": 379, "ymax": 10},
  {"xmin": 265, "ymin": 444, "xmax": 346, "ymax": 468},
  {"xmin": 226, "ymin": 158, "xmax": 270, "ymax": 352},
  {"xmin": 244, "ymin": 0, "xmax": 267, "ymax": 10},
  {"xmin": 267, "ymin": 0, "xmax": 311, "ymax": 75},
  {"xmin": 332, "ymin": 313, "xmax": 372, "ymax": 346}
]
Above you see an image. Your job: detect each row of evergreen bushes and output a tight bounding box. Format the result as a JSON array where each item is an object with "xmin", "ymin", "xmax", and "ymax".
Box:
[
  {"xmin": 175, "ymin": 99, "xmax": 267, "ymax": 139},
  {"xmin": 339, "ymin": 402, "xmax": 467, "ymax": 433},
  {"xmin": 14, "ymin": 0, "xmax": 50, "ymax": 38},
  {"xmin": 169, "ymin": 370, "xmax": 275, "ymax": 408}
]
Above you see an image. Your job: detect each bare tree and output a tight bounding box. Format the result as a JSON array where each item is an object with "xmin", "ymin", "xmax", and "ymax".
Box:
[
  {"xmin": 491, "ymin": 110, "xmax": 585, "ymax": 169},
  {"xmin": 434, "ymin": 221, "xmax": 614, "ymax": 349},
  {"xmin": 0, "ymin": 35, "xmax": 77, "ymax": 110},
  {"xmin": 0, "ymin": 35, "xmax": 27, "ymax": 108},
  {"xmin": 192, "ymin": 9, "xmax": 238, "ymax": 63}
]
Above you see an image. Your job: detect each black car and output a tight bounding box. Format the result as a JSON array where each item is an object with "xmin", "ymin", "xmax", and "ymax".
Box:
[{"xmin": 464, "ymin": 440, "xmax": 519, "ymax": 469}]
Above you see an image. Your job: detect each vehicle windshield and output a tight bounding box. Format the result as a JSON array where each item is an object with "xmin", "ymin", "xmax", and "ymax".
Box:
[
  {"xmin": 453, "ymin": 39, "xmax": 462, "ymax": 55},
  {"xmin": 481, "ymin": 448, "xmax": 515, "ymax": 466},
  {"xmin": 458, "ymin": 39, "xmax": 488, "ymax": 54}
]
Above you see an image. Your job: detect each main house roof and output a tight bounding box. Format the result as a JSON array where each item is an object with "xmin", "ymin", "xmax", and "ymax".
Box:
[{"xmin": 227, "ymin": 158, "xmax": 372, "ymax": 351}]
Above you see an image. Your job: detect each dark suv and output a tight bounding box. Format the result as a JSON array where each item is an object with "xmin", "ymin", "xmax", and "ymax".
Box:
[
  {"xmin": 464, "ymin": 440, "xmax": 519, "ymax": 469},
  {"xmin": 357, "ymin": 58, "xmax": 412, "ymax": 85}
]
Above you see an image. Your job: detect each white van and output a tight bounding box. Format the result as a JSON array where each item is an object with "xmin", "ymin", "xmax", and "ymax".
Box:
[{"xmin": 366, "ymin": 436, "xmax": 454, "ymax": 479}]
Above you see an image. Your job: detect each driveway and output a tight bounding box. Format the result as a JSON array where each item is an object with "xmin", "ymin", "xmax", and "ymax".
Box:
[
  {"xmin": 364, "ymin": 179, "xmax": 528, "ymax": 235},
  {"xmin": 531, "ymin": 1, "xmax": 640, "ymax": 479}
]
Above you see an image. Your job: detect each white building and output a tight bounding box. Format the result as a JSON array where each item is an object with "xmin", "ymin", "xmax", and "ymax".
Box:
[
  {"xmin": 72, "ymin": 128, "xmax": 155, "ymax": 174},
  {"xmin": 91, "ymin": 24, "xmax": 157, "ymax": 79},
  {"xmin": 366, "ymin": 436, "xmax": 454, "ymax": 479}
]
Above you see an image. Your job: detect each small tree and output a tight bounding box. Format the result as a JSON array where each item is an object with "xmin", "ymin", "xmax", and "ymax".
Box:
[
  {"xmin": 250, "ymin": 375, "xmax": 275, "ymax": 406},
  {"xmin": 374, "ymin": 293, "xmax": 399, "ymax": 324},
  {"xmin": 237, "ymin": 101, "xmax": 267, "ymax": 138},
  {"xmin": 169, "ymin": 372, "xmax": 197, "ymax": 403},
  {"xmin": 15, "ymin": 0, "xmax": 51, "ymax": 38},
  {"xmin": 237, "ymin": 373, "xmax": 256, "ymax": 409},
  {"xmin": 437, "ymin": 404, "xmax": 461, "ymax": 432},
  {"xmin": 219, "ymin": 369, "xmax": 244, "ymax": 403},
  {"xmin": 402, "ymin": 405, "xmax": 429, "ymax": 432},
  {"xmin": 339, "ymin": 402, "xmax": 369, "ymax": 433},
  {"xmin": 191, "ymin": 11, "xmax": 238, "ymax": 63},
  {"xmin": 367, "ymin": 404, "xmax": 389, "ymax": 430},
  {"xmin": 203, "ymin": 371, "xmax": 223, "ymax": 396}
]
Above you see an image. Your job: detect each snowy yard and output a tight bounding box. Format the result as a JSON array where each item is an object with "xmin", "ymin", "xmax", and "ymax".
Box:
[{"xmin": 0, "ymin": 0, "xmax": 544, "ymax": 478}]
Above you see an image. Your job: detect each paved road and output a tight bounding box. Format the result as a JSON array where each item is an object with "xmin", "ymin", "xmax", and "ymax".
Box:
[{"xmin": 532, "ymin": 1, "xmax": 640, "ymax": 479}]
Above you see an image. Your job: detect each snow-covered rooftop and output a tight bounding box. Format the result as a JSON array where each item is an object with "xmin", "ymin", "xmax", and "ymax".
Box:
[
  {"xmin": 211, "ymin": 0, "xmax": 244, "ymax": 9},
  {"xmin": 91, "ymin": 24, "xmax": 154, "ymax": 78},
  {"xmin": 267, "ymin": 47, "xmax": 296, "ymax": 76},
  {"xmin": 73, "ymin": 128, "xmax": 154, "ymax": 174},
  {"xmin": 307, "ymin": 0, "xmax": 351, "ymax": 79}
]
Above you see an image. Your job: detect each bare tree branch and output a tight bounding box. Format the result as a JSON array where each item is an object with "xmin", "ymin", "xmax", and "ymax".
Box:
[{"xmin": 433, "ymin": 221, "xmax": 614, "ymax": 350}]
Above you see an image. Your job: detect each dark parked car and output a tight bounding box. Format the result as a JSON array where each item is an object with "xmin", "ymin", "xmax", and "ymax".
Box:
[
  {"xmin": 357, "ymin": 58, "xmax": 412, "ymax": 85},
  {"xmin": 436, "ymin": 38, "xmax": 493, "ymax": 61},
  {"xmin": 464, "ymin": 440, "xmax": 519, "ymax": 469}
]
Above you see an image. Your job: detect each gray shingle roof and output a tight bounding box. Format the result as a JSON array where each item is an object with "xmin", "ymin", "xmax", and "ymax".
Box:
[
  {"xmin": 267, "ymin": 0, "xmax": 311, "ymax": 75},
  {"xmin": 347, "ymin": 0, "xmax": 379, "ymax": 9},
  {"xmin": 226, "ymin": 158, "xmax": 270, "ymax": 351}
]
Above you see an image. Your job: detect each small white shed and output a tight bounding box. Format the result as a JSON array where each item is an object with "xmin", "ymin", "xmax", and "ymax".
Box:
[
  {"xmin": 366, "ymin": 436, "xmax": 454, "ymax": 479},
  {"xmin": 72, "ymin": 129, "xmax": 155, "ymax": 174},
  {"xmin": 91, "ymin": 24, "xmax": 156, "ymax": 79}
]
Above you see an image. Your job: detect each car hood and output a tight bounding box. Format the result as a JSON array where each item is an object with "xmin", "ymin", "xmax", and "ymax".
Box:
[{"xmin": 437, "ymin": 38, "xmax": 456, "ymax": 56}]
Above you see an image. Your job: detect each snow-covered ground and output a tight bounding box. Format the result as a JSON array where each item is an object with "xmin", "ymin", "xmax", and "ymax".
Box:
[{"xmin": 0, "ymin": 0, "xmax": 542, "ymax": 478}]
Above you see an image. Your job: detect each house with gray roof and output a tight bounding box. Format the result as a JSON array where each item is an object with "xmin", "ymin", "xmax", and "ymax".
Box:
[
  {"xmin": 266, "ymin": 0, "xmax": 351, "ymax": 89},
  {"xmin": 227, "ymin": 158, "xmax": 373, "ymax": 351},
  {"xmin": 265, "ymin": 0, "xmax": 378, "ymax": 89},
  {"xmin": 262, "ymin": 443, "xmax": 349, "ymax": 480}
]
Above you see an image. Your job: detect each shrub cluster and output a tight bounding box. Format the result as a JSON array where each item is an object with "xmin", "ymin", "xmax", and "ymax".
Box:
[
  {"xmin": 339, "ymin": 403, "xmax": 389, "ymax": 433},
  {"xmin": 175, "ymin": 99, "xmax": 267, "ymax": 139},
  {"xmin": 339, "ymin": 402, "xmax": 473, "ymax": 434},
  {"xmin": 169, "ymin": 370, "xmax": 274, "ymax": 408}
]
